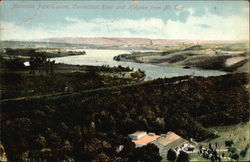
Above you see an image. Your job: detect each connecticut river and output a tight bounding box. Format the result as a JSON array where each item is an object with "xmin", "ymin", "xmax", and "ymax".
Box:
[{"xmin": 52, "ymin": 49, "xmax": 227, "ymax": 80}]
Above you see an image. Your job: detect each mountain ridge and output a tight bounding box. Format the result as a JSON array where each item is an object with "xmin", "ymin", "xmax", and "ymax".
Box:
[{"xmin": 41, "ymin": 37, "xmax": 244, "ymax": 47}]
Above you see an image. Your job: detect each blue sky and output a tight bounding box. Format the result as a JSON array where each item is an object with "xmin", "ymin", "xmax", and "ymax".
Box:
[{"xmin": 0, "ymin": 0, "xmax": 249, "ymax": 40}]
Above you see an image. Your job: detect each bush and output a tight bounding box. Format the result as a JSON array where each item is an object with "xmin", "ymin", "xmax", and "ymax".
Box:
[
  {"xmin": 231, "ymin": 153, "xmax": 239, "ymax": 161},
  {"xmin": 225, "ymin": 140, "xmax": 234, "ymax": 147},
  {"xmin": 177, "ymin": 151, "xmax": 190, "ymax": 162},
  {"xmin": 5, "ymin": 57, "xmax": 25, "ymax": 70},
  {"xmin": 130, "ymin": 144, "xmax": 162, "ymax": 162},
  {"xmin": 228, "ymin": 147, "xmax": 237, "ymax": 153},
  {"xmin": 167, "ymin": 149, "xmax": 177, "ymax": 162}
]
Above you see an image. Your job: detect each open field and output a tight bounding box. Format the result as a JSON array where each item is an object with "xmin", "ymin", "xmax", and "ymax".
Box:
[
  {"xmin": 194, "ymin": 122, "xmax": 250, "ymax": 161},
  {"xmin": 161, "ymin": 122, "xmax": 250, "ymax": 161},
  {"xmin": 207, "ymin": 122, "xmax": 250, "ymax": 149}
]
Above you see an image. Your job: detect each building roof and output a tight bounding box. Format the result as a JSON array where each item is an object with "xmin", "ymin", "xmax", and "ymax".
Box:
[
  {"xmin": 156, "ymin": 132, "xmax": 188, "ymax": 149},
  {"xmin": 157, "ymin": 132, "xmax": 181, "ymax": 146},
  {"xmin": 133, "ymin": 134, "xmax": 160, "ymax": 146},
  {"xmin": 129, "ymin": 131, "xmax": 146, "ymax": 136}
]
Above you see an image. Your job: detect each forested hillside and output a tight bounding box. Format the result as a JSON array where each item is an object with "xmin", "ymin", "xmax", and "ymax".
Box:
[{"xmin": 1, "ymin": 73, "xmax": 249, "ymax": 161}]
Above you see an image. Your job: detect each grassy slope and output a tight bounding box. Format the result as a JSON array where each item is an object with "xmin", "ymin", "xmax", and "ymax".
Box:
[
  {"xmin": 162, "ymin": 122, "xmax": 250, "ymax": 161},
  {"xmin": 118, "ymin": 42, "xmax": 250, "ymax": 72},
  {"xmin": 195, "ymin": 122, "xmax": 250, "ymax": 161},
  {"xmin": 207, "ymin": 122, "xmax": 250, "ymax": 150}
]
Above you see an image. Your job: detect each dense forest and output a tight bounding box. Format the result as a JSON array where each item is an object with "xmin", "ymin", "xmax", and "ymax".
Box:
[
  {"xmin": 0, "ymin": 71, "xmax": 135, "ymax": 99},
  {"xmin": 1, "ymin": 73, "xmax": 249, "ymax": 161}
]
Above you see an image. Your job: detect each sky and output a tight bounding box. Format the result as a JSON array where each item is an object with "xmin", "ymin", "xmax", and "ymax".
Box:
[{"xmin": 0, "ymin": 0, "xmax": 249, "ymax": 41}]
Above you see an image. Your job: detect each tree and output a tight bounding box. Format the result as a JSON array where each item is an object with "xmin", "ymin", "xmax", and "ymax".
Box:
[
  {"xmin": 34, "ymin": 135, "xmax": 47, "ymax": 149},
  {"xmin": 209, "ymin": 143, "xmax": 212, "ymax": 150},
  {"xmin": 231, "ymin": 153, "xmax": 239, "ymax": 161},
  {"xmin": 130, "ymin": 144, "xmax": 162, "ymax": 162},
  {"xmin": 218, "ymin": 156, "xmax": 222, "ymax": 162},
  {"xmin": 211, "ymin": 155, "xmax": 215, "ymax": 162},
  {"xmin": 225, "ymin": 140, "xmax": 234, "ymax": 147},
  {"xmin": 94, "ymin": 153, "xmax": 110, "ymax": 162},
  {"xmin": 240, "ymin": 144, "xmax": 249, "ymax": 157},
  {"xmin": 199, "ymin": 145, "xmax": 203, "ymax": 153},
  {"xmin": 5, "ymin": 57, "xmax": 25, "ymax": 70},
  {"xmin": 213, "ymin": 150, "xmax": 218, "ymax": 160},
  {"xmin": 29, "ymin": 55, "xmax": 55, "ymax": 74},
  {"xmin": 118, "ymin": 137, "xmax": 135, "ymax": 158},
  {"xmin": 228, "ymin": 147, "xmax": 237, "ymax": 154},
  {"xmin": 177, "ymin": 151, "xmax": 190, "ymax": 162},
  {"xmin": 215, "ymin": 142, "xmax": 218, "ymax": 148},
  {"xmin": 167, "ymin": 149, "xmax": 177, "ymax": 162}
]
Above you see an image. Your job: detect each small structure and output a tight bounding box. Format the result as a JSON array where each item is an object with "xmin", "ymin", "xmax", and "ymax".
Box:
[
  {"xmin": 129, "ymin": 131, "xmax": 160, "ymax": 147},
  {"xmin": 129, "ymin": 131, "xmax": 147, "ymax": 140}
]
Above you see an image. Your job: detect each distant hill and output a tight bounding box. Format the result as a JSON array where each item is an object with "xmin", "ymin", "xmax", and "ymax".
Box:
[
  {"xmin": 44, "ymin": 37, "xmax": 227, "ymax": 47},
  {"xmin": 0, "ymin": 40, "xmax": 154, "ymax": 50},
  {"xmin": 0, "ymin": 40, "xmax": 104, "ymax": 49},
  {"xmin": 1, "ymin": 37, "xmax": 247, "ymax": 50}
]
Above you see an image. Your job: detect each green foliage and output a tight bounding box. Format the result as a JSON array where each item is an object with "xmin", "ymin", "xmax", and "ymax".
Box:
[
  {"xmin": 231, "ymin": 153, "xmax": 239, "ymax": 161},
  {"xmin": 167, "ymin": 149, "xmax": 177, "ymax": 162},
  {"xmin": 1, "ymin": 73, "xmax": 249, "ymax": 161},
  {"xmin": 225, "ymin": 140, "xmax": 234, "ymax": 147},
  {"xmin": 228, "ymin": 147, "xmax": 237, "ymax": 153},
  {"xmin": 0, "ymin": 71, "xmax": 134, "ymax": 99},
  {"xmin": 5, "ymin": 48, "xmax": 36, "ymax": 56},
  {"xmin": 177, "ymin": 151, "xmax": 190, "ymax": 162},
  {"xmin": 130, "ymin": 68, "xmax": 146, "ymax": 79},
  {"xmin": 96, "ymin": 65, "xmax": 133, "ymax": 72},
  {"xmin": 240, "ymin": 144, "xmax": 249, "ymax": 157},
  {"xmin": 130, "ymin": 144, "xmax": 162, "ymax": 162},
  {"xmin": 4, "ymin": 57, "xmax": 25, "ymax": 70},
  {"xmin": 34, "ymin": 135, "xmax": 47, "ymax": 149}
]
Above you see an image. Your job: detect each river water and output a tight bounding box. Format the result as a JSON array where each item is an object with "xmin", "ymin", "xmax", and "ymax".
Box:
[{"xmin": 52, "ymin": 49, "xmax": 227, "ymax": 80}]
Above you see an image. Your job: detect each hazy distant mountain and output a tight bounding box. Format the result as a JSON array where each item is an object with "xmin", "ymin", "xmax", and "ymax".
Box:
[
  {"xmin": 1, "ymin": 37, "xmax": 245, "ymax": 50},
  {"xmin": 43, "ymin": 37, "xmax": 210, "ymax": 47},
  {"xmin": 44, "ymin": 37, "xmax": 243, "ymax": 46}
]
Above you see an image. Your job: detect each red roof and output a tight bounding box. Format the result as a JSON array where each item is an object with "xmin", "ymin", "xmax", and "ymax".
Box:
[{"xmin": 133, "ymin": 134, "xmax": 160, "ymax": 146}]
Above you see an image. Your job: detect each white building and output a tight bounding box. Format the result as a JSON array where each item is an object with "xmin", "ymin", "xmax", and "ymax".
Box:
[{"xmin": 128, "ymin": 131, "xmax": 147, "ymax": 140}]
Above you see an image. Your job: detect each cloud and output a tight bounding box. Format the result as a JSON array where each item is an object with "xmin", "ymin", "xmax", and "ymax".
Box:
[
  {"xmin": 0, "ymin": 21, "xmax": 51, "ymax": 40},
  {"xmin": 1, "ymin": 10, "xmax": 249, "ymax": 41},
  {"xmin": 164, "ymin": 11, "xmax": 249, "ymax": 40},
  {"xmin": 186, "ymin": 8, "xmax": 195, "ymax": 16},
  {"xmin": 242, "ymin": 7, "xmax": 249, "ymax": 14},
  {"xmin": 198, "ymin": 24, "xmax": 211, "ymax": 28}
]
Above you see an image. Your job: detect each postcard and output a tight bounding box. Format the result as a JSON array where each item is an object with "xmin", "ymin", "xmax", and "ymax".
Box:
[{"xmin": 0, "ymin": 0, "xmax": 249, "ymax": 161}]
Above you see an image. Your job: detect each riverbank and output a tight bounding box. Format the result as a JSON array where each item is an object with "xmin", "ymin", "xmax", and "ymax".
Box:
[
  {"xmin": 0, "ymin": 61, "xmax": 146, "ymax": 99},
  {"xmin": 52, "ymin": 48, "xmax": 227, "ymax": 80},
  {"xmin": 0, "ymin": 48, "xmax": 86, "ymax": 62},
  {"xmin": 114, "ymin": 42, "xmax": 249, "ymax": 73}
]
